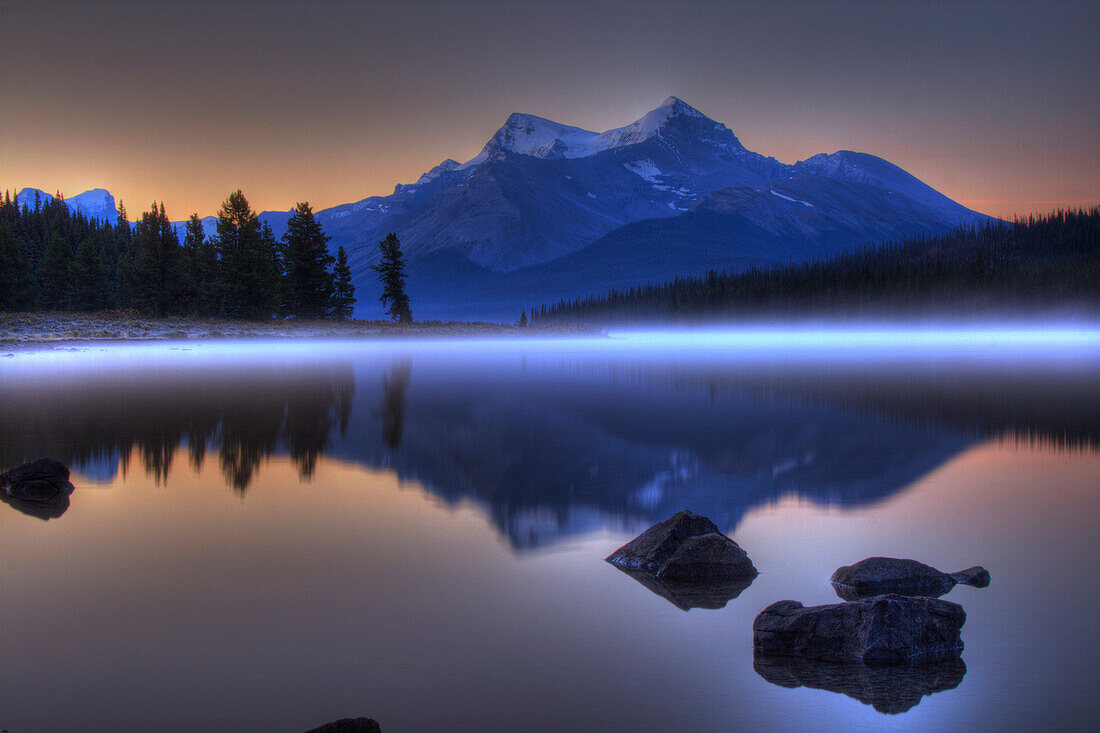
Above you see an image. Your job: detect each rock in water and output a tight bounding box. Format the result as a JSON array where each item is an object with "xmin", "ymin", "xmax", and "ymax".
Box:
[
  {"xmin": 656, "ymin": 533, "xmax": 758, "ymax": 582},
  {"xmin": 606, "ymin": 510, "xmax": 726, "ymax": 572},
  {"xmin": 0, "ymin": 458, "xmax": 74, "ymax": 520},
  {"xmin": 606, "ymin": 511, "xmax": 757, "ymax": 609},
  {"xmin": 950, "ymin": 566, "xmax": 991, "ymax": 588},
  {"xmin": 830, "ymin": 557, "xmax": 990, "ymax": 600},
  {"xmin": 753, "ymin": 653, "xmax": 966, "ymax": 715},
  {"xmin": 303, "ymin": 718, "xmax": 381, "ymax": 733},
  {"xmin": 753, "ymin": 594, "xmax": 966, "ymax": 665}
]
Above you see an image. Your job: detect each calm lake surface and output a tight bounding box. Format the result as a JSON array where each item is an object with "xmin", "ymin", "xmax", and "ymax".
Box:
[{"xmin": 1, "ymin": 331, "xmax": 1098, "ymax": 732}]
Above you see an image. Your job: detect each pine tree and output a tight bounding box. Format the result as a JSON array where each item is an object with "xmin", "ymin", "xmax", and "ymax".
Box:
[
  {"xmin": 124, "ymin": 202, "xmax": 185, "ymax": 316},
  {"xmin": 37, "ymin": 233, "xmax": 72, "ymax": 310},
  {"xmin": 518, "ymin": 310, "xmax": 528, "ymax": 326},
  {"xmin": 70, "ymin": 238, "xmax": 109, "ymax": 310},
  {"xmin": 182, "ymin": 214, "xmax": 215, "ymax": 316},
  {"xmin": 113, "ymin": 201, "xmax": 134, "ymax": 307},
  {"xmin": 214, "ymin": 190, "xmax": 280, "ymax": 320},
  {"xmin": 330, "ymin": 245, "xmax": 356, "ymax": 321},
  {"xmin": 281, "ymin": 201, "xmax": 334, "ymax": 319},
  {"xmin": 0, "ymin": 222, "xmax": 29, "ymax": 311},
  {"xmin": 370, "ymin": 233, "xmax": 411, "ymax": 323}
]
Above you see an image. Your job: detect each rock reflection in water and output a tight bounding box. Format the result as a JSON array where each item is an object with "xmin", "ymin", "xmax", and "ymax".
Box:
[
  {"xmin": 609, "ymin": 565, "xmax": 755, "ymax": 611},
  {"xmin": 0, "ymin": 458, "xmax": 74, "ymax": 521},
  {"xmin": 0, "ymin": 481, "xmax": 72, "ymax": 520},
  {"xmin": 753, "ymin": 653, "xmax": 967, "ymax": 714}
]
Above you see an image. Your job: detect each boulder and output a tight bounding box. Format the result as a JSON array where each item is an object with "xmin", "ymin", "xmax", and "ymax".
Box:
[
  {"xmin": 656, "ymin": 533, "xmax": 758, "ymax": 582},
  {"xmin": 605, "ymin": 510, "xmax": 725, "ymax": 573},
  {"xmin": 753, "ymin": 653, "xmax": 966, "ymax": 714},
  {"xmin": 753, "ymin": 594, "xmax": 966, "ymax": 665},
  {"xmin": 830, "ymin": 557, "xmax": 990, "ymax": 600},
  {"xmin": 1, "ymin": 458, "xmax": 74, "ymax": 520},
  {"xmin": 606, "ymin": 511, "xmax": 757, "ymax": 607},
  {"xmin": 303, "ymin": 718, "xmax": 381, "ymax": 733}
]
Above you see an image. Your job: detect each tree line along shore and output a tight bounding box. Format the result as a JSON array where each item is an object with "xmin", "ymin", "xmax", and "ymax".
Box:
[
  {"xmin": 529, "ymin": 208, "xmax": 1100, "ymax": 324},
  {"xmin": 4, "ymin": 188, "xmax": 1096, "ymax": 329},
  {"xmin": 0, "ymin": 189, "xmax": 358, "ymax": 321}
]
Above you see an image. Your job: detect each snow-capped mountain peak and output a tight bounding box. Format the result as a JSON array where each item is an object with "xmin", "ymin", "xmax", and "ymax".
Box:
[
  {"xmin": 475, "ymin": 113, "xmax": 601, "ymax": 161},
  {"xmin": 468, "ymin": 97, "xmax": 734, "ymax": 164},
  {"xmin": 14, "ymin": 186, "xmax": 118, "ymax": 224},
  {"xmin": 66, "ymin": 188, "xmax": 118, "ymax": 224},
  {"xmin": 414, "ymin": 158, "xmax": 463, "ymax": 185},
  {"xmin": 15, "ymin": 187, "xmax": 52, "ymax": 209}
]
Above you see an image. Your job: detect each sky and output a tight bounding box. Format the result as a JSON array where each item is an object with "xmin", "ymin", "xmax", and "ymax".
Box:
[{"xmin": 1, "ymin": 0, "xmax": 1096, "ymax": 220}]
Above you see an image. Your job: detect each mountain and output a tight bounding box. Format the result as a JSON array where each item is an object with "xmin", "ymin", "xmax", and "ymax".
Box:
[
  {"xmin": 14, "ymin": 187, "xmax": 118, "ymax": 225},
  {"xmin": 26, "ymin": 97, "xmax": 991, "ymax": 320},
  {"xmin": 301, "ymin": 97, "xmax": 987, "ymax": 319}
]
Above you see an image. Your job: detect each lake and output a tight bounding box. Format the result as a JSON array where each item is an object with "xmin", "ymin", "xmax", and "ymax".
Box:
[{"xmin": 1, "ymin": 330, "xmax": 1098, "ymax": 732}]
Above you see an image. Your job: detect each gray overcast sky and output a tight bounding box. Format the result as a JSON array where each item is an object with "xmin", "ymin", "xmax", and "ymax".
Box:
[{"xmin": 2, "ymin": 0, "xmax": 1096, "ymax": 218}]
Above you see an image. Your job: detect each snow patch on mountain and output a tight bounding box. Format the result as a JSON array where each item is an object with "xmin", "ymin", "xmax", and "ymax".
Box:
[
  {"xmin": 623, "ymin": 159, "xmax": 664, "ymax": 184},
  {"xmin": 770, "ymin": 189, "xmax": 814, "ymax": 208}
]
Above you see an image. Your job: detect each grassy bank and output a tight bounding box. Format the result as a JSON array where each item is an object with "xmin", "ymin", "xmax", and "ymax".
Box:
[{"xmin": 0, "ymin": 311, "xmax": 594, "ymax": 349}]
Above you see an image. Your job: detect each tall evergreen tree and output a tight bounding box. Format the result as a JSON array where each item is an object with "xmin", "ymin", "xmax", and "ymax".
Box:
[
  {"xmin": 182, "ymin": 213, "xmax": 219, "ymax": 317},
  {"xmin": 37, "ymin": 233, "xmax": 72, "ymax": 310},
  {"xmin": 123, "ymin": 202, "xmax": 185, "ymax": 316},
  {"xmin": 330, "ymin": 245, "xmax": 356, "ymax": 321},
  {"xmin": 214, "ymin": 190, "xmax": 280, "ymax": 320},
  {"xmin": 281, "ymin": 201, "xmax": 334, "ymax": 319},
  {"xmin": 370, "ymin": 232, "xmax": 411, "ymax": 323},
  {"xmin": 0, "ymin": 221, "xmax": 29, "ymax": 311},
  {"xmin": 70, "ymin": 238, "xmax": 109, "ymax": 310}
]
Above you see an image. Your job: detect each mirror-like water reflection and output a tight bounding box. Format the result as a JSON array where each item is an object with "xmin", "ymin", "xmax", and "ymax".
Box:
[{"xmin": 0, "ymin": 336, "xmax": 1097, "ymax": 731}]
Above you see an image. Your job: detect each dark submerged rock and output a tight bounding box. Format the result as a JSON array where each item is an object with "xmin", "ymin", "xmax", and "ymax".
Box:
[
  {"xmin": 303, "ymin": 718, "xmax": 381, "ymax": 733},
  {"xmin": 1, "ymin": 458, "xmax": 74, "ymax": 520},
  {"xmin": 753, "ymin": 653, "xmax": 966, "ymax": 714},
  {"xmin": 752, "ymin": 594, "xmax": 966, "ymax": 665},
  {"xmin": 605, "ymin": 510, "xmax": 724, "ymax": 573},
  {"xmin": 612, "ymin": 566, "xmax": 756, "ymax": 611},
  {"xmin": 830, "ymin": 557, "xmax": 990, "ymax": 600}
]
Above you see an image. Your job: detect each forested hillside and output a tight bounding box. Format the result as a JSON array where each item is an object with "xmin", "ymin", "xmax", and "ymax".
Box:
[{"xmin": 531, "ymin": 209, "xmax": 1100, "ymax": 323}]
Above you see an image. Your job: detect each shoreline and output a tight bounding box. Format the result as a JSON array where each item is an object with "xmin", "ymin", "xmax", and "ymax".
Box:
[{"xmin": 0, "ymin": 312, "xmax": 597, "ymax": 352}]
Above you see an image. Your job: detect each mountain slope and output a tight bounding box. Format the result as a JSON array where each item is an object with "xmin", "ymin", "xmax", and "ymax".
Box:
[
  {"xmin": 396, "ymin": 169, "xmax": 992, "ymax": 320},
  {"xmin": 325, "ymin": 97, "xmax": 791, "ymax": 276}
]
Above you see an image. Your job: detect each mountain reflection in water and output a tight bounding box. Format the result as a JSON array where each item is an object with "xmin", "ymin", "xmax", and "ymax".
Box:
[{"xmin": 1, "ymin": 341, "xmax": 1096, "ymax": 545}]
